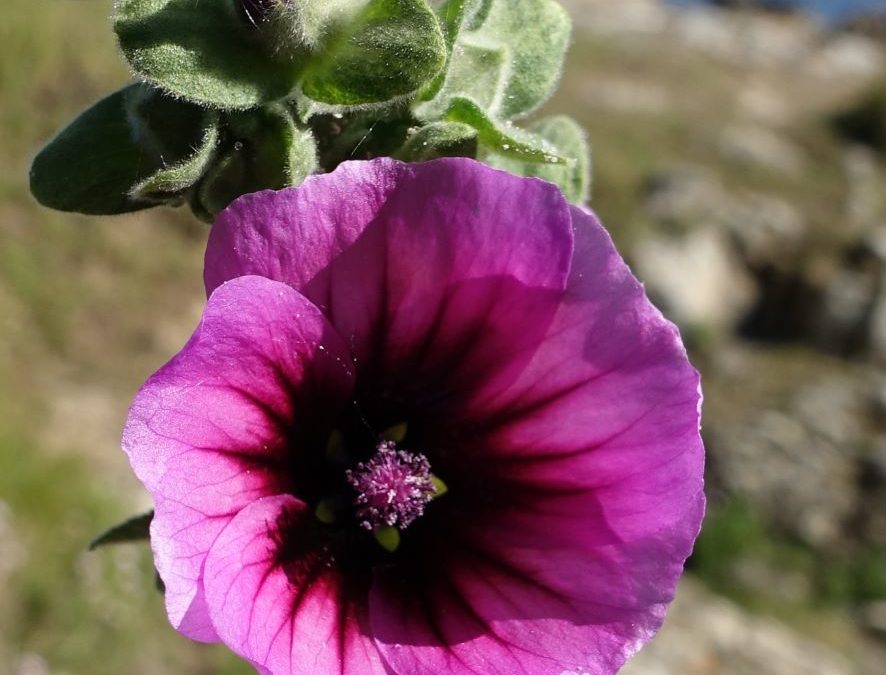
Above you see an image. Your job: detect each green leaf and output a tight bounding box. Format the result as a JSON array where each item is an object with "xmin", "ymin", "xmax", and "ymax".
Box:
[
  {"xmin": 300, "ymin": 0, "xmax": 446, "ymax": 108},
  {"xmin": 415, "ymin": 0, "xmax": 471, "ymax": 103},
  {"xmin": 436, "ymin": 0, "xmax": 470, "ymax": 47},
  {"xmin": 311, "ymin": 113, "xmax": 415, "ymax": 169},
  {"xmin": 29, "ymin": 84, "xmax": 208, "ymax": 215},
  {"xmin": 114, "ymin": 0, "xmax": 302, "ymax": 109},
  {"xmin": 479, "ymin": 0, "xmax": 570, "ymax": 119},
  {"xmin": 30, "ymin": 87, "xmax": 152, "ymax": 215},
  {"xmin": 398, "ymin": 121, "xmax": 478, "ymax": 160},
  {"xmin": 482, "ymin": 115, "xmax": 590, "ymax": 203},
  {"xmin": 445, "ymin": 97, "xmax": 566, "ymax": 164},
  {"xmin": 416, "ymin": 40, "xmax": 506, "ymax": 114},
  {"xmin": 275, "ymin": 0, "xmax": 370, "ymax": 47},
  {"xmin": 130, "ymin": 115, "xmax": 220, "ymax": 201},
  {"xmin": 462, "ymin": 0, "xmax": 494, "ymax": 31},
  {"xmin": 416, "ymin": 0, "xmax": 569, "ymax": 120},
  {"xmin": 89, "ymin": 511, "xmax": 153, "ymax": 550},
  {"xmin": 126, "ymin": 83, "xmax": 215, "ymax": 159},
  {"xmin": 195, "ymin": 105, "xmax": 317, "ymax": 217}
]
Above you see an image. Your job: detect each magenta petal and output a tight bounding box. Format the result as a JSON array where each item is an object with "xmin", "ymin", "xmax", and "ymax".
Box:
[
  {"xmin": 369, "ymin": 549, "xmax": 652, "ymax": 675},
  {"xmin": 370, "ymin": 207, "xmax": 704, "ymax": 674},
  {"xmin": 129, "ymin": 158, "xmax": 704, "ymax": 672},
  {"xmin": 474, "ymin": 205, "xmax": 704, "ymax": 553},
  {"xmin": 203, "ymin": 495, "xmax": 388, "ymax": 675},
  {"xmin": 122, "ymin": 276, "xmax": 354, "ymax": 640},
  {"xmin": 205, "ymin": 159, "xmax": 573, "ymax": 394}
]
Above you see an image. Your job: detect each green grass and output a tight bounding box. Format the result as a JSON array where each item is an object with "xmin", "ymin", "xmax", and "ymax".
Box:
[
  {"xmin": 689, "ymin": 498, "xmax": 886, "ymax": 652},
  {"xmin": 0, "ymin": 2, "xmax": 251, "ymax": 672},
  {"xmin": 0, "ymin": 429, "xmax": 253, "ymax": 675}
]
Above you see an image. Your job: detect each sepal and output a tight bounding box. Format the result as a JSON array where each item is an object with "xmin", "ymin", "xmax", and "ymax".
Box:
[
  {"xmin": 89, "ymin": 511, "xmax": 153, "ymax": 550},
  {"xmin": 130, "ymin": 116, "xmax": 220, "ymax": 202},
  {"xmin": 193, "ymin": 106, "xmax": 317, "ymax": 218},
  {"xmin": 397, "ymin": 121, "xmax": 478, "ymax": 160},
  {"xmin": 444, "ymin": 98, "xmax": 567, "ymax": 164},
  {"xmin": 481, "ymin": 115, "xmax": 590, "ymax": 203}
]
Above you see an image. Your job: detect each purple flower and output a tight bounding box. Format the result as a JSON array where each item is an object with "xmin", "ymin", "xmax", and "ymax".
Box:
[{"xmin": 123, "ymin": 158, "xmax": 704, "ymax": 675}]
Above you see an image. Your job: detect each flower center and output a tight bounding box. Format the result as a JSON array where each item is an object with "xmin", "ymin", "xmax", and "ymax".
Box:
[{"xmin": 345, "ymin": 441, "xmax": 436, "ymax": 531}]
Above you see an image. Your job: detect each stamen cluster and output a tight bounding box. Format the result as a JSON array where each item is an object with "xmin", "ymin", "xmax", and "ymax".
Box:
[{"xmin": 345, "ymin": 442, "xmax": 436, "ymax": 531}]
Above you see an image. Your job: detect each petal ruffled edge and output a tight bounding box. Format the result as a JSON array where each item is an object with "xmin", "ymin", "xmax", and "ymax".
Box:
[
  {"xmin": 203, "ymin": 495, "xmax": 389, "ymax": 675},
  {"xmin": 369, "ymin": 206, "xmax": 704, "ymax": 675},
  {"xmin": 123, "ymin": 276, "xmax": 355, "ymax": 640},
  {"xmin": 205, "ymin": 159, "xmax": 573, "ymax": 385}
]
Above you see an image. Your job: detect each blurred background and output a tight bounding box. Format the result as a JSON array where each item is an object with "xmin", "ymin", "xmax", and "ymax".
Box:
[{"xmin": 2, "ymin": 0, "xmax": 886, "ymax": 673}]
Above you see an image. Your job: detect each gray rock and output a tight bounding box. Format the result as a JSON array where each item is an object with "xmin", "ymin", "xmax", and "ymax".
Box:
[
  {"xmin": 720, "ymin": 124, "xmax": 807, "ymax": 176},
  {"xmin": 731, "ymin": 558, "xmax": 812, "ymax": 604},
  {"xmin": 858, "ymin": 438, "xmax": 886, "ymax": 546},
  {"xmin": 14, "ymin": 654, "xmax": 53, "ymax": 675},
  {"xmin": 579, "ymin": 78, "xmax": 671, "ymax": 114},
  {"xmin": 558, "ymin": 0, "xmax": 668, "ymax": 34},
  {"xmin": 623, "ymin": 578, "xmax": 862, "ymax": 675},
  {"xmin": 715, "ymin": 408, "xmax": 857, "ymax": 546},
  {"xmin": 860, "ymin": 600, "xmax": 886, "ymax": 634},
  {"xmin": 645, "ymin": 168, "xmax": 806, "ymax": 267},
  {"xmin": 811, "ymin": 34, "xmax": 885, "ymax": 81},
  {"xmin": 645, "ymin": 168, "xmax": 724, "ymax": 224},
  {"xmin": 813, "ymin": 268, "xmax": 879, "ymax": 355},
  {"xmin": 706, "ymin": 348, "xmax": 863, "ymax": 548},
  {"xmin": 633, "ymin": 226, "xmax": 756, "ymax": 332},
  {"xmin": 867, "ymin": 279, "xmax": 886, "ymax": 362},
  {"xmin": 843, "ymin": 146, "xmax": 882, "ymax": 233},
  {"xmin": 862, "ymin": 225, "xmax": 886, "ymax": 265},
  {"xmin": 638, "ymin": 167, "xmax": 812, "ymax": 332},
  {"xmin": 720, "ymin": 191, "xmax": 806, "ymax": 267},
  {"xmin": 737, "ymin": 80, "xmax": 793, "ymax": 124},
  {"xmin": 672, "ymin": 6, "xmax": 817, "ymax": 68}
]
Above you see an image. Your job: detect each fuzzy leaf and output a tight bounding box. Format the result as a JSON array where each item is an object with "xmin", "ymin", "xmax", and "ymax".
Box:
[
  {"xmin": 416, "ymin": 0, "xmax": 569, "ymax": 120},
  {"xmin": 416, "ymin": 40, "xmax": 506, "ymax": 114},
  {"xmin": 482, "ymin": 115, "xmax": 590, "ymax": 203},
  {"xmin": 130, "ymin": 116, "xmax": 220, "ymax": 201},
  {"xmin": 416, "ymin": 0, "xmax": 471, "ymax": 102},
  {"xmin": 127, "ymin": 84, "xmax": 214, "ymax": 159},
  {"xmin": 195, "ymin": 106, "xmax": 317, "ymax": 217},
  {"xmin": 398, "ymin": 121, "xmax": 478, "ymax": 160},
  {"xmin": 89, "ymin": 511, "xmax": 153, "ymax": 550},
  {"xmin": 445, "ymin": 97, "xmax": 566, "ymax": 164},
  {"xmin": 462, "ymin": 0, "xmax": 494, "ymax": 31},
  {"xmin": 300, "ymin": 0, "xmax": 446, "ymax": 108},
  {"xmin": 312, "ymin": 114, "xmax": 415, "ymax": 169},
  {"xmin": 267, "ymin": 0, "xmax": 370, "ymax": 47},
  {"xmin": 114, "ymin": 0, "xmax": 301, "ymax": 109},
  {"xmin": 480, "ymin": 0, "xmax": 570, "ymax": 119},
  {"xmin": 436, "ymin": 0, "xmax": 470, "ymax": 46},
  {"xmin": 29, "ymin": 84, "xmax": 207, "ymax": 215}
]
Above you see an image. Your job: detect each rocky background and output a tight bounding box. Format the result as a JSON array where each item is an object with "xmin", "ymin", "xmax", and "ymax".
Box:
[
  {"xmin": 555, "ymin": 1, "xmax": 886, "ymax": 673},
  {"xmin": 1, "ymin": 0, "xmax": 885, "ymax": 673}
]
